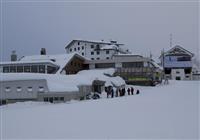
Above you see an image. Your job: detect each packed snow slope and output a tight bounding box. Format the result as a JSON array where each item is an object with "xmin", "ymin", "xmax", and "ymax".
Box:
[{"xmin": 1, "ymin": 81, "xmax": 199, "ymax": 139}]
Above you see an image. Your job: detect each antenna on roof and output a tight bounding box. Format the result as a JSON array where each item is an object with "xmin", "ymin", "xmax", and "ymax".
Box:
[{"xmin": 170, "ymin": 33, "xmax": 173, "ymax": 48}]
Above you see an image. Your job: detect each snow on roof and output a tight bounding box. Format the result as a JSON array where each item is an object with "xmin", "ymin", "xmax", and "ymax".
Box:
[
  {"xmin": 0, "ymin": 68, "xmax": 126, "ymax": 92},
  {"xmin": 77, "ymin": 68, "xmax": 125, "ymax": 87},
  {"xmin": 65, "ymin": 39, "xmax": 124, "ymax": 49},
  {"xmin": 151, "ymin": 61, "xmax": 163, "ymax": 70},
  {"xmin": 101, "ymin": 44, "xmax": 118, "ymax": 50},
  {"xmin": 0, "ymin": 60, "xmax": 58, "ymax": 66},
  {"xmin": 20, "ymin": 53, "xmax": 84, "ymax": 74}
]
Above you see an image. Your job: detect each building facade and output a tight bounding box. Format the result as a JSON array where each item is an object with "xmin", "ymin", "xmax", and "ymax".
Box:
[
  {"xmin": 84, "ymin": 54, "xmax": 163, "ymax": 86},
  {"xmin": 160, "ymin": 45, "xmax": 194, "ymax": 80},
  {"xmin": 65, "ymin": 39, "xmax": 130, "ymax": 60}
]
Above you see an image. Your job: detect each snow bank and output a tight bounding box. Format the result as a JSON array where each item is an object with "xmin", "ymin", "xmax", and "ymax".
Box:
[{"xmin": 1, "ymin": 80, "xmax": 199, "ymax": 139}]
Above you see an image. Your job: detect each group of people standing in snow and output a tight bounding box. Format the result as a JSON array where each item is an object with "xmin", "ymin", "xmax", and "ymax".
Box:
[{"xmin": 105, "ymin": 86, "xmax": 140, "ymax": 98}]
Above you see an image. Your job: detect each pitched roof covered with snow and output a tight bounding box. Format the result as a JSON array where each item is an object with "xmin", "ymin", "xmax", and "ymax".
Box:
[{"xmin": 160, "ymin": 45, "xmax": 194, "ymax": 58}]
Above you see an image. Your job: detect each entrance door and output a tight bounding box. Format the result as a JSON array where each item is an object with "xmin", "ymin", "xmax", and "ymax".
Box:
[{"xmin": 176, "ymin": 77, "xmax": 181, "ymax": 80}]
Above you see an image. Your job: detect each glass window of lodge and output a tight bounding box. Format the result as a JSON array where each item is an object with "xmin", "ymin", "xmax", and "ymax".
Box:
[
  {"xmin": 31, "ymin": 65, "xmax": 38, "ymax": 73},
  {"xmin": 0, "ymin": 66, "xmax": 3, "ymax": 73},
  {"xmin": 70, "ymin": 48, "xmax": 72, "ymax": 52},
  {"xmin": 17, "ymin": 66, "xmax": 23, "ymax": 72},
  {"xmin": 74, "ymin": 48, "xmax": 76, "ymax": 51},
  {"xmin": 78, "ymin": 42, "xmax": 80, "ymax": 45},
  {"xmin": 60, "ymin": 97, "xmax": 64, "ymax": 101},
  {"xmin": 96, "ymin": 51, "xmax": 100, "ymax": 55},
  {"xmin": 47, "ymin": 66, "xmax": 57, "ymax": 74},
  {"xmin": 39, "ymin": 65, "xmax": 45, "ymax": 73},
  {"xmin": 24, "ymin": 66, "xmax": 31, "ymax": 72},
  {"xmin": 122, "ymin": 62, "xmax": 143, "ymax": 68},
  {"xmin": 39, "ymin": 86, "xmax": 44, "ymax": 92},
  {"xmin": 5, "ymin": 87, "xmax": 11, "ymax": 92},
  {"xmin": 106, "ymin": 57, "xmax": 109, "ymax": 59},
  {"xmin": 82, "ymin": 52, "xmax": 84, "ymax": 56},
  {"xmin": 78, "ymin": 47, "xmax": 80, "ymax": 51},
  {"xmin": 91, "ymin": 45, "xmax": 94, "ymax": 49},
  {"xmin": 91, "ymin": 52, "xmax": 94, "ymax": 55},
  {"xmin": 82, "ymin": 46, "xmax": 84, "ymax": 50},
  {"xmin": 96, "ymin": 58, "xmax": 100, "ymax": 60},
  {"xmin": 96, "ymin": 44, "xmax": 100, "ymax": 50},
  {"xmin": 106, "ymin": 50, "xmax": 109, "ymax": 54},
  {"xmin": 10, "ymin": 66, "xmax": 16, "ymax": 73},
  {"xmin": 27, "ymin": 87, "xmax": 33, "ymax": 92},
  {"xmin": 3, "ymin": 66, "xmax": 9, "ymax": 73},
  {"xmin": 17, "ymin": 87, "xmax": 22, "ymax": 92}
]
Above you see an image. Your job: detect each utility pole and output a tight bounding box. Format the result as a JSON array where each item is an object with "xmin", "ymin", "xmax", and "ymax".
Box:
[{"xmin": 170, "ymin": 33, "xmax": 173, "ymax": 48}]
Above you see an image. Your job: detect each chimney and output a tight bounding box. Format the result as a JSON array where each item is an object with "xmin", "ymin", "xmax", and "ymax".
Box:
[
  {"xmin": 11, "ymin": 50, "xmax": 17, "ymax": 61},
  {"xmin": 40, "ymin": 48, "xmax": 46, "ymax": 55}
]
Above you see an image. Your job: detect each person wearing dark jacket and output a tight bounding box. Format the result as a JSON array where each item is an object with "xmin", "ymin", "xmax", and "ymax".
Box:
[
  {"xmin": 122, "ymin": 88, "xmax": 125, "ymax": 96},
  {"xmin": 131, "ymin": 87, "xmax": 134, "ymax": 95},
  {"xmin": 111, "ymin": 88, "xmax": 114, "ymax": 98},
  {"xmin": 127, "ymin": 88, "xmax": 130, "ymax": 95},
  {"xmin": 136, "ymin": 89, "xmax": 140, "ymax": 95}
]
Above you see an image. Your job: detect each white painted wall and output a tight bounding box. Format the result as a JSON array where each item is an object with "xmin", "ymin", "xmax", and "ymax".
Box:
[
  {"xmin": 171, "ymin": 69, "xmax": 184, "ymax": 80},
  {"xmin": 66, "ymin": 41, "xmax": 117, "ymax": 60}
]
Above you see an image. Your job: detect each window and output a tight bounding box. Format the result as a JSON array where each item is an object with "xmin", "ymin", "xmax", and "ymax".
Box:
[
  {"xmin": 27, "ymin": 87, "xmax": 33, "ymax": 92},
  {"xmin": 47, "ymin": 66, "xmax": 57, "ymax": 74},
  {"xmin": 17, "ymin": 66, "xmax": 23, "ymax": 72},
  {"xmin": 96, "ymin": 58, "xmax": 100, "ymax": 60},
  {"xmin": 96, "ymin": 44, "xmax": 100, "ymax": 49},
  {"xmin": 96, "ymin": 51, "xmax": 100, "ymax": 55},
  {"xmin": 5, "ymin": 87, "xmax": 11, "ymax": 92},
  {"xmin": 54, "ymin": 97, "xmax": 59, "ymax": 101},
  {"xmin": 91, "ymin": 58, "xmax": 94, "ymax": 60},
  {"xmin": 91, "ymin": 45, "xmax": 94, "ymax": 49},
  {"xmin": 16, "ymin": 87, "xmax": 22, "ymax": 92},
  {"xmin": 3, "ymin": 66, "xmax": 9, "ymax": 73},
  {"xmin": 106, "ymin": 57, "xmax": 109, "ymax": 59},
  {"xmin": 82, "ymin": 52, "xmax": 84, "ymax": 56},
  {"xmin": 38, "ymin": 87, "xmax": 44, "ymax": 92},
  {"xmin": 78, "ymin": 42, "xmax": 80, "ymax": 45},
  {"xmin": 106, "ymin": 50, "xmax": 109, "ymax": 54},
  {"xmin": 70, "ymin": 48, "xmax": 72, "ymax": 52},
  {"xmin": 74, "ymin": 48, "xmax": 76, "ymax": 51},
  {"xmin": 91, "ymin": 52, "xmax": 94, "ymax": 55},
  {"xmin": 31, "ymin": 65, "xmax": 38, "ymax": 73},
  {"xmin": 95, "ymin": 63, "xmax": 115, "ymax": 68},
  {"xmin": 60, "ymin": 97, "xmax": 64, "ymax": 101},
  {"xmin": 82, "ymin": 46, "xmax": 84, "ymax": 50},
  {"xmin": 24, "ymin": 66, "xmax": 31, "ymax": 72},
  {"xmin": 44, "ymin": 97, "xmax": 48, "ymax": 102},
  {"xmin": 78, "ymin": 47, "xmax": 80, "ymax": 51},
  {"xmin": 176, "ymin": 71, "xmax": 180, "ymax": 74},
  {"xmin": 0, "ymin": 66, "xmax": 3, "ymax": 73},
  {"xmin": 10, "ymin": 66, "xmax": 16, "ymax": 72},
  {"xmin": 39, "ymin": 65, "xmax": 45, "ymax": 73}
]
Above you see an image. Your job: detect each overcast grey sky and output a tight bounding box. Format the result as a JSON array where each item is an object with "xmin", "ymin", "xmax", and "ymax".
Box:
[{"xmin": 0, "ymin": 0, "xmax": 199, "ymax": 62}]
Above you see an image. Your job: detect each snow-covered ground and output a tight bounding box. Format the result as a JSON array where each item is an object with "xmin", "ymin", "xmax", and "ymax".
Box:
[{"xmin": 0, "ymin": 80, "xmax": 199, "ymax": 139}]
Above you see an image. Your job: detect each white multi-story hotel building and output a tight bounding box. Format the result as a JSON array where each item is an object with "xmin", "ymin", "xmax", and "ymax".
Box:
[{"xmin": 65, "ymin": 39, "xmax": 130, "ymax": 60}]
